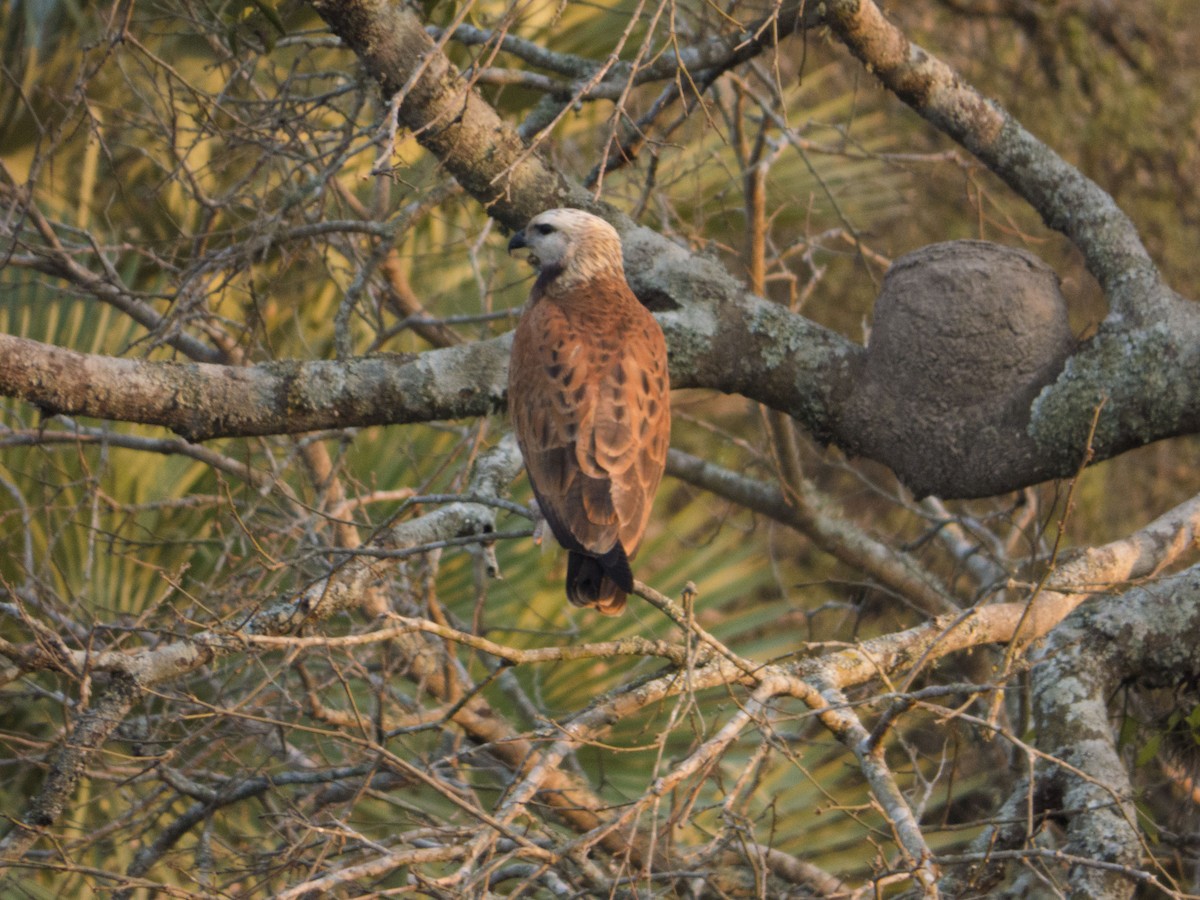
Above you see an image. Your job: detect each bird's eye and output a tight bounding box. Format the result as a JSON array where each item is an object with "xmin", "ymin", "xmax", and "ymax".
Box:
[{"xmin": 534, "ymin": 223, "xmax": 555, "ymax": 235}]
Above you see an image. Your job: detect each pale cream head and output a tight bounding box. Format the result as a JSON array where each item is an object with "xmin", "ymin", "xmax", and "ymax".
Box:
[{"xmin": 508, "ymin": 208, "xmax": 625, "ymax": 288}]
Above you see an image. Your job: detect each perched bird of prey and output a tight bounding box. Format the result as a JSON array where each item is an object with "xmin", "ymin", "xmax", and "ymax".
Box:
[{"xmin": 507, "ymin": 209, "xmax": 670, "ymax": 615}]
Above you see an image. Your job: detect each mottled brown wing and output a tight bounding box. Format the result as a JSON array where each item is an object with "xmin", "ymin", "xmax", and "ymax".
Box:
[
  {"xmin": 575, "ymin": 292, "xmax": 670, "ymax": 559},
  {"xmin": 509, "ymin": 297, "xmax": 620, "ymax": 558},
  {"xmin": 509, "ymin": 279, "xmax": 669, "ymax": 561}
]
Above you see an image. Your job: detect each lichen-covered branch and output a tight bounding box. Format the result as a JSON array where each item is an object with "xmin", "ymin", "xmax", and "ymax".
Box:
[
  {"xmin": 307, "ymin": 0, "xmax": 585, "ymax": 230},
  {"xmin": 0, "ymin": 673, "xmax": 141, "ymax": 860},
  {"xmin": 0, "ymin": 331, "xmax": 512, "ymax": 442},
  {"xmin": 819, "ymin": 0, "xmax": 1167, "ymax": 324},
  {"xmin": 949, "ymin": 565, "xmax": 1200, "ymax": 897}
]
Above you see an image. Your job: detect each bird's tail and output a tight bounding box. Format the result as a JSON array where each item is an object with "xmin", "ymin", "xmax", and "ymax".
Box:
[{"xmin": 567, "ymin": 547, "xmax": 633, "ymax": 616}]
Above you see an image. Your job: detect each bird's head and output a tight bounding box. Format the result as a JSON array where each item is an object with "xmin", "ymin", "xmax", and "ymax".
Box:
[{"xmin": 508, "ymin": 208, "xmax": 624, "ymax": 288}]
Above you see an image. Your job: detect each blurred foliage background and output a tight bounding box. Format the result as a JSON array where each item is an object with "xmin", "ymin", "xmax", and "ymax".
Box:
[{"xmin": 1, "ymin": 0, "xmax": 1198, "ymax": 895}]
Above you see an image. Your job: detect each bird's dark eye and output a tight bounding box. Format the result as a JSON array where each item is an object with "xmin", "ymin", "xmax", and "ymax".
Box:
[{"xmin": 534, "ymin": 223, "xmax": 555, "ymax": 235}]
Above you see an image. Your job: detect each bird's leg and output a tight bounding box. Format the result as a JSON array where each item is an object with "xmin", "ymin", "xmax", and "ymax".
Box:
[{"xmin": 528, "ymin": 496, "xmax": 546, "ymax": 546}]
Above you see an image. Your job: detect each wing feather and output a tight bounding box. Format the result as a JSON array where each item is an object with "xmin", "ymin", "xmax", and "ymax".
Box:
[
  {"xmin": 510, "ymin": 299, "xmax": 618, "ymax": 556},
  {"xmin": 607, "ymin": 315, "xmax": 669, "ymax": 553}
]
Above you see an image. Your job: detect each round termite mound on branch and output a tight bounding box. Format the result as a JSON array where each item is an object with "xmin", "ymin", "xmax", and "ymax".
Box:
[{"xmin": 842, "ymin": 240, "xmax": 1077, "ymax": 499}]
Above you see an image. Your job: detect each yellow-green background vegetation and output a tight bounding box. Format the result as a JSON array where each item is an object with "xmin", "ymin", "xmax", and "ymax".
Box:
[{"xmin": 1, "ymin": 0, "xmax": 1198, "ymax": 895}]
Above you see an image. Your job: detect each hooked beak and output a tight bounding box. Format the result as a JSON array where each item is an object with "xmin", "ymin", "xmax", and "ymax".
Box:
[{"xmin": 508, "ymin": 229, "xmax": 538, "ymax": 268}]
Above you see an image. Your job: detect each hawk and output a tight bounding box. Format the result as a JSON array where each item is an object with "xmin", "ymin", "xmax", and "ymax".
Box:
[{"xmin": 507, "ymin": 209, "xmax": 670, "ymax": 615}]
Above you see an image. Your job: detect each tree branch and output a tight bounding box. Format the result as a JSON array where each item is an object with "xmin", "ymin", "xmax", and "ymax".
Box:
[
  {"xmin": 0, "ymin": 332, "xmax": 510, "ymax": 442},
  {"xmin": 819, "ymin": 0, "xmax": 1169, "ymax": 324}
]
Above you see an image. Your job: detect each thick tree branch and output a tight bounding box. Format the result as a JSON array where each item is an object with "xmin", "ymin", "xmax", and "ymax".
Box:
[
  {"xmin": 952, "ymin": 565, "xmax": 1200, "ymax": 898},
  {"xmin": 307, "ymin": 0, "xmax": 587, "ymax": 229},
  {"xmin": 0, "ymin": 332, "xmax": 510, "ymax": 442},
  {"xmin": 820, "ymin": 0, "xmax": 1169, "ymax": 324},
  {"xmin": 0, "ymin": 292, "xmax": 857, "ymax": 443},
  {"xmin": 0, "ymin": 673, "xmax": 141, "ymax": 859}
]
